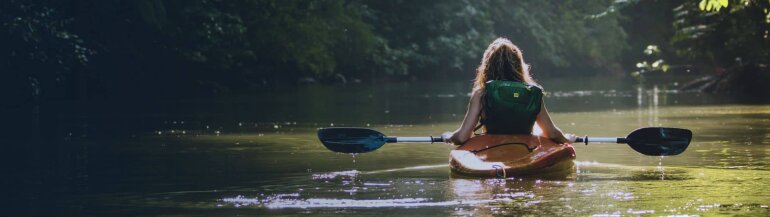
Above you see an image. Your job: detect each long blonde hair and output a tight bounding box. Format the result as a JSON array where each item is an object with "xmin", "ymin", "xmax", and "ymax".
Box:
[{"xmin": 473, "ymin": 38, "xmax": 537, "ymax": 92}]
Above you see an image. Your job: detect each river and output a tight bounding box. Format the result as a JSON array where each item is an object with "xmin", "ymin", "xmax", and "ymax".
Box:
[{"xmin": 3, "ymin": 74, "xmax": 770, "ymax": 216}]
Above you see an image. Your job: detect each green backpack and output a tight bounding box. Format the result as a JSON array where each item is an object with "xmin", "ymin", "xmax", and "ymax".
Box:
[{"xmin": 480, "ymin": 80, "xmax": 543, "ymax": 134}]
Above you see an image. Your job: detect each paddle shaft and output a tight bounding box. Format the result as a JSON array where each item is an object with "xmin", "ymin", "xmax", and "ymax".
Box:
[
  {"xmin": 385, "ymin": 136, "xmax": 443, "ymax": 143},
  {"xmin": 386, "ymin": 136, "xmax": 630, "ymax": 144},
  {"xmin": 575, "ymin": 136, "xmax": 630, "ymax": 145},
  {"xmin": 318, "ymin": 127, "xmax": 691, "ymax": 155}
]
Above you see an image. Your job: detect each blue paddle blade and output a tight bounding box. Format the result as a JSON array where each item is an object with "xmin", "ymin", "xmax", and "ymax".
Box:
[
  {"xmin": 627, "ymin": 127, "xmax": 692, "ymax": 156},
  {"xmin": 317, "ymin": 128, "xmax": 387, "ymax": 153}
]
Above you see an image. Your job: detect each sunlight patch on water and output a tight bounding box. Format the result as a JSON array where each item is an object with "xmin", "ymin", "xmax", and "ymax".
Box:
[
  {"xmin": 363, "ymin": 182, "xmax": 391, "ymax": 186},
  {"xmin": 311, "ymin": 170, "xmax": 360, "ymax": 181},
  {"xmin": 574, "ymin": 160, "xmax": 627, "ymax": 168},
  {"xmin": 549, "ymin": 89, "xmax": 645, "ymax": 98},
  {"xmin": 363, "ymin": 164, "xmax": 447, "ymax": 174},
  {"xmin": 221, "ymin": 195, "xmax": 512, "ymax": 209},
  {"xmin": 310, "ymin": 164, "xmax": 447, "ymax": 181},
  {"xmin": 606, "ymin": 191, "xmax": 635, "ymax": 201},
  {"xmin": 495, "ymin": 192, "xmax": 535, "ymax": 199},
  {"xmin": 626, "ymin": 209, "xmax": 655, "ymax": 215}
]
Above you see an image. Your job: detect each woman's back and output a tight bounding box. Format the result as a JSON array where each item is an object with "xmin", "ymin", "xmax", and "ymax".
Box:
[
  {"xmin": 444, "ymin": 37, "xmax": 574, "ymax": 145},
  {"xmin": 481, "ymin": 80, "xmax": 542, "ymax": 134}
]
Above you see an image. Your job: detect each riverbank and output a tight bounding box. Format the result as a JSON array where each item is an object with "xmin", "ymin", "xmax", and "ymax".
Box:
[{"xmin": 681, "ymin": 64, "xmax": 770, "ymax": 98}]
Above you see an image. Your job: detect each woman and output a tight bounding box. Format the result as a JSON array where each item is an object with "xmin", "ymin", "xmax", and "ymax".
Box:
[{"xmin": 444, "ymin": 38, "xmax": 575, "ymax": 144}]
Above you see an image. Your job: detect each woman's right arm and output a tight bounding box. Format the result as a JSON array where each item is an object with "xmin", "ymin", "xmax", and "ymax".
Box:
[
  {"xmin": 444, "ymin": 89, "xmax": 482, "ymax": 144},
  {"xmin": 535, "ymin": 100, "xmax": 575, "ymax": 144}
]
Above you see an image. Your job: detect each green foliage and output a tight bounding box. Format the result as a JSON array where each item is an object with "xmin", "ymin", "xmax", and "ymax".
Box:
[
  {"xmin": 0, "ymin": 0, "xmax": 93, "ymax": 100},
  {"xmin": 487, "ymin": 0, "xmax": 628, "ymax": 74},
  {"xmin": 699, "ymin": 0, "xmax": 730, "ymax": 12},
  {"xmin": 362, "ymin": 0, "xmax": 496, "ymax": 78},
  {"xmin": 158, "ymin": 0, "xmax": 379, "ymax": 86},
  {"xmin": 672, "ymin": 0, "xmax": 770, "ymax": 66},
  {"xmin": 2, "ymin": 0, "xmax": 631, "ymax": 98},
  {"xmin": 631, "ymin": 45, "xmax": 670, "ymax": 82}
]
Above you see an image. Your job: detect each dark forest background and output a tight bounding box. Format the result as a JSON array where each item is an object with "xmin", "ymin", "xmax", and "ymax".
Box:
[
  {"xmin": 3, "ymin": 0, "xmax": 768, "ymax": 99},
  {"xmin": 1, "ymin": 0, "xmax": 769, "ymax": 139}
]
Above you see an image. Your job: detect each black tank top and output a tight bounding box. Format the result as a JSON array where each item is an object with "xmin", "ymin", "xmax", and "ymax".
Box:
[{"xmin": 480, "ymin": 80, "xmax": 543, "ymax": 134}]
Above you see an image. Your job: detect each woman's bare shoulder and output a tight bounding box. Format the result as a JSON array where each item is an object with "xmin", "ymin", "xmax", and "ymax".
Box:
[{"xmin": 470, "ymin": 88, "xmax": 483, "ymax": 98}]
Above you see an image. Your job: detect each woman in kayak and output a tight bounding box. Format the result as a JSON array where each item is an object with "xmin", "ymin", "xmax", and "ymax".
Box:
[{"xmin": 444, "ymin": 38, "xmax": 575, "ymax": 144}]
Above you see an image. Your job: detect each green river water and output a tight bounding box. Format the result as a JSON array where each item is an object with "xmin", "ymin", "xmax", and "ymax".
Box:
[{"xmin": 4, "ymin": 75, "xmax": 770, "ymax": 216}]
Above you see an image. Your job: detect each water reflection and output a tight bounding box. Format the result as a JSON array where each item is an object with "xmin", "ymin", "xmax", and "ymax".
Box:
[
  {"xmin": 211, "ymin": 159, "xmax": 770, "ymax": 215},
  {"xmin": 26, "ymin": 101, "xmax": 770, "ymax": 215},
  {"xmin": 448, "ymin": 178, "xmax": 573, "ymax": 216},
  {"xmin": 6, "ymin": 76, "xmax": 770, "ymax": 216}
]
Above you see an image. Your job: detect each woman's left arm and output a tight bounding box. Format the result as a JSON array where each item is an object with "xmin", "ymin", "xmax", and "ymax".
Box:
[{"xmin": 535, "ymin": 100, "xmax": 576, "ymax": 144}]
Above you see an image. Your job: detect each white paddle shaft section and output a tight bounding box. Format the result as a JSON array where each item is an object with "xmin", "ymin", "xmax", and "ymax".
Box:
[
  {"xmin": 396, "ymin": 137, "xmax": 434, "ymax": 143},
  {"xmin": 587, "ymin": 137, "xmax": 620, "ymax": 143}
]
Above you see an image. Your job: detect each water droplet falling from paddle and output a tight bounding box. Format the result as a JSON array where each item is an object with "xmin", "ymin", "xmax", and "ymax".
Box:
[{"xmin": 657, "ymin": 156, "xmax": 666, "ymax": 180}]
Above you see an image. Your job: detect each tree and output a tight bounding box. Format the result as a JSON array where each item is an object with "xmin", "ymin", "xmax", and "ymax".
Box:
[
  {"xmin": 672, "ymin": 0, "xmax": 770, "ymax": 67},
  {"xmin": 487, "ymin": 0, "xmax": 628, "ymax": 75},
  {"xmin": 1, "ymin": 0, "xmax": 93, "ymax": 102},
  {"xmin": 361, "ymin": 0, "xmax": 496, "ymax": 80},
  {"xmin": 2, "ymin": 0, "xmax": 633, "ymax": 98}
]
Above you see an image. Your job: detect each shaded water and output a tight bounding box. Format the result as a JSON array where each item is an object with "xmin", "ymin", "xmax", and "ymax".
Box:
[{"xmin": 3, "ymin": 75, "xmax": 770, "ymax": 216}]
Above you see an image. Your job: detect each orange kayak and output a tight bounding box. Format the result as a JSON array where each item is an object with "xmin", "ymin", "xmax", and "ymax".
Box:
[{"xmin": 449, "ymin": 134, "xmax": 576, "ymax": 178}]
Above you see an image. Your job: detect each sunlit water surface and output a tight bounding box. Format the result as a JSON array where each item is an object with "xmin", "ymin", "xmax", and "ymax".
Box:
[{"xmin": 3, "ymin": 75, "xmax": 770, "ymax": 216}]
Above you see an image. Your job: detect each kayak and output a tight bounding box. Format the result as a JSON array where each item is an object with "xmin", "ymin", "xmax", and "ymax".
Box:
[{"xmin": 449, "ymin": 134, "xmax": 576, "ymax": 178}]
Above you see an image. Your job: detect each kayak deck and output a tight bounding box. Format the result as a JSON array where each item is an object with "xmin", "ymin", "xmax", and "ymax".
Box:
[{"xmin": 449, "ymin": 134, "xmax": 576, "ymax": 178}]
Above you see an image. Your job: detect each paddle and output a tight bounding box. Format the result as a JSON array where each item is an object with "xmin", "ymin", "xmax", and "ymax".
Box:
[
  {"xmin": 317, "ymin": 127, "xmax": 692, "ymax": 156},
  {"xmin": 317, "ymin": 127, "xmax": 443, "ymax": 153},
  {"xmin": 575, "ymin": 127, "xmax": 692, "ymax": 156}
]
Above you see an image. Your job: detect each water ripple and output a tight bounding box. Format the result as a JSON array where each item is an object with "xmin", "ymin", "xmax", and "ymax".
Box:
[{"xmin": 221, "ymin": 195, "xmax": 512, "ymax": 209}]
